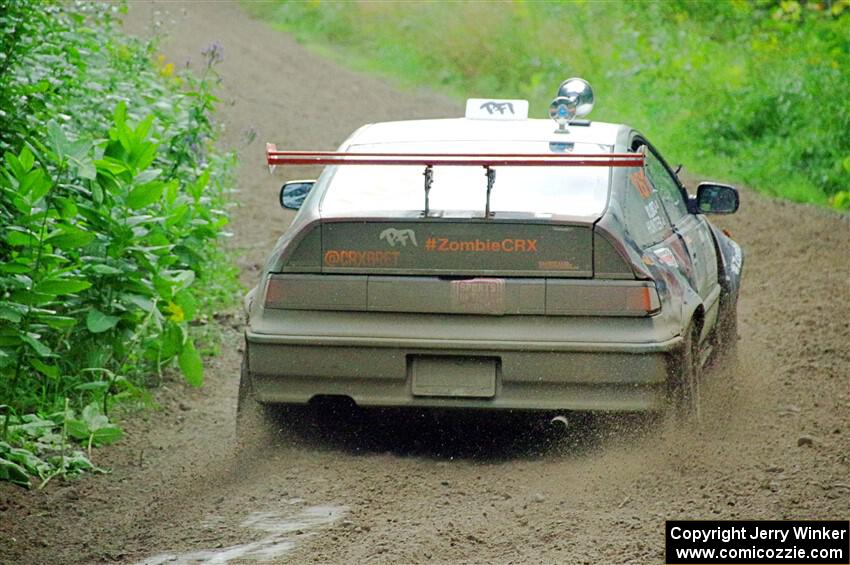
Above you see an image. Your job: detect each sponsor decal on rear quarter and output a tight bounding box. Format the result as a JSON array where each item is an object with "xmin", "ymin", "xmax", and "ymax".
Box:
[
  {"xmin": 654, "ymin": 247, "xmax": 678, "ymax": 268},
  {"xmin": 631, "ymin": 170, "xmax": 653, "ymax": 198}
]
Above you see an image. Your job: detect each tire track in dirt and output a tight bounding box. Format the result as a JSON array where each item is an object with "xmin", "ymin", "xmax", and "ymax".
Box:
[{"xmin": 2, "ymin": 2, "xmax": 848, "ymax": 564}]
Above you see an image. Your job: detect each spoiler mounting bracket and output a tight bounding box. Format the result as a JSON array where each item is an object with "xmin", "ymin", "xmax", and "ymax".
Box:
[
  {"xmin": 422, "ymin": 165, "xmax": 434, "ymax": 217},
  {"xmin": 484, "ymin": 166, "xmax": 496, "ymax": 218}
]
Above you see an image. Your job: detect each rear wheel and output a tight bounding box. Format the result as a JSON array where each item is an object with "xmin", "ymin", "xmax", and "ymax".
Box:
[{"xmin": 669, "ymin": 324, "xmax": 702, "ymax": 421}]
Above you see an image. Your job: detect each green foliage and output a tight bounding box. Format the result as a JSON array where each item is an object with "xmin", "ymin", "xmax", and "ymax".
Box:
[
  {"xmin": 1, "ymin": 406, "xmax": 107, "ymax": 489},
  {"xmin": 0, "ymin": 1, "xmax": 239, "ymax": 485},
  {"xmin": 251, "ymin": 0, "xmax": 850, "ymax": 208},
  {"xmin": 831, "ymin": 190, "xmax": 850, "ymax": 210},
  {"xmin": 65, "ymin": 402, "xmax": 124, "ymax": 450}
]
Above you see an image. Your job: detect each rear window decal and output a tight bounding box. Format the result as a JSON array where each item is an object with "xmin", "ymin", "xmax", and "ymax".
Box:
[
  {"xmin": 324, "ymin": 250, "xmax": 401, "ymax": 267},
  {"xmin": 424, "ymin": 237, "xmax": 538, "ymax": 253},
  {"xmin": 379, "ymin": 228, "xmax": 418, "ymax": 247},
  {"xmin": 538, "ymin": 260, "xmax": 576, "ymax": 271}
]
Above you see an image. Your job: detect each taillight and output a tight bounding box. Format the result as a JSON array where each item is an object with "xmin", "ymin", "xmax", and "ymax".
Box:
[
  {"xmin": 264, "ymin": 274, "xmax": 661, "ymax": 316},
  {"xmin": 545, "ymin": 280, "xmax": 660, "ymax": 316},
  {"xmin": 263, "ymin": 274, "xmax": 368, "ymax": 311},
  {"xmin": 576, "ymin": 281, "xmax": 660, "ymax": 316},
  {"xmin": 264, "ymin": 276, "xmax": 286, "ymax": 308},
  {"xmin": 624, "ymin": 284, "xmax": 661, "ymax": 315}
]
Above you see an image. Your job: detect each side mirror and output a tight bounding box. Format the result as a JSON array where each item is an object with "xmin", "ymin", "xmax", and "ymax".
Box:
[
  {"xmin": 695, "ymin": 182, "xmax": 739, "ymax": 214},
  {"xmin": 279, "ymin": 180, "xmax": 315, "ymax": 210}
]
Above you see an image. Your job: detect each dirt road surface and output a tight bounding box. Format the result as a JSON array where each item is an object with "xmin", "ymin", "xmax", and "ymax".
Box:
[{"xmin": 2, "ymin": 2, "xmax": 848, "ymax": 564}]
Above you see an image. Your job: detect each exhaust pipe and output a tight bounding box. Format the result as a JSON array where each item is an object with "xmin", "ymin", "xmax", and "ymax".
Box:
[{"xmin": 550, "ymin": 415, "xmax": 570, "ymax": 429}]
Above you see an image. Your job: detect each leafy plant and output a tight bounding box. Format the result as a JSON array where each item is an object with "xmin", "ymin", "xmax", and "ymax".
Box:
[
  {"xmin": 0, "ymin": 442, "xmax": 44, "ymax": 488},
  {"xmin": 0, "ymin": 0, "xmax": 239, "ymax": 485},
  {"xmin": 65, "ymin": 402, "xmax": 123, "ymax": 454},
  {"xmin": 0, "ymin": 405, "xmax": 106, "ymax": 489}
]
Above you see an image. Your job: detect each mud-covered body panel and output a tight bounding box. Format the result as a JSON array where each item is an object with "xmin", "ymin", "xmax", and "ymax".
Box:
[
  {"xmin": 246, "ymin": 310, "xmax": 680, "ymax": 411},
  {"xmin": 246, "ymin": 117, "xmax": 742, "ymax": 412},
  {"xmin": 709, "ymin": 224, "xmax": 745, "ymax": 302}
]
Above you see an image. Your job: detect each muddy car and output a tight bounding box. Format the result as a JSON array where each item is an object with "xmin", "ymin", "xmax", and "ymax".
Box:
[{"xmin": 239, "ymin": 78, "xmax": 743, "ymax": 435}]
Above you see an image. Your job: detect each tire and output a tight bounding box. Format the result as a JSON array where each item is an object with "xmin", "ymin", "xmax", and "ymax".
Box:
[{"xmin": 669, "ymin": 324, "xmax": 702, "ymax": 422}]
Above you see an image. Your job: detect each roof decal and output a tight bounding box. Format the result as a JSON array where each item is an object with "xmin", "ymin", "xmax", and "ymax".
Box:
[{"xmin": 465, "ymin": 98, "xmax": 529, "ymax": 120}]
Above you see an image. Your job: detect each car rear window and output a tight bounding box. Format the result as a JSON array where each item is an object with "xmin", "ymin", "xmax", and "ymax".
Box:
[{"xmin": 319, "ymin": 141, "xmax": 613, "ymax": 218}]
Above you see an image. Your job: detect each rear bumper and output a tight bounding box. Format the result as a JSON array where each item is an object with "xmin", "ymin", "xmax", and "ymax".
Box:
[{"xmin": 245, "ymin": 311, "xmax": 681, "ymax": 412}]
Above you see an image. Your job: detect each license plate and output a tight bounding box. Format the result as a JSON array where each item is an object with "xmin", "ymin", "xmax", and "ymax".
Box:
[
  {"xmin": 450, "ymin": 278, "xmax": 505, "ymax": 314},
  {"xmin": 411, "ymin": 356, "xmax": 497, "ymax": 398}
]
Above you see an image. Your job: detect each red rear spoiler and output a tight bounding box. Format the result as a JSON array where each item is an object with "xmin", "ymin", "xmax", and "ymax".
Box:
[
  {"xmin": 265, "ymin": 143, "xmax": 644, "ymax": 216},
  {"xmin": 266, "ymin": 143, "xmax": 644, "ymax": 168}
]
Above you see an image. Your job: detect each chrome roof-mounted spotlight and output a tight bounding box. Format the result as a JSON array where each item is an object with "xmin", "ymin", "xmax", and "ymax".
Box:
[{"xmin": 549, "ymin": 78, "xmax": 594, "ymax": 134}]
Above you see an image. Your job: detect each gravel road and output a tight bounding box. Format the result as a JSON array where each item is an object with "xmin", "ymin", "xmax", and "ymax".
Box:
[{"xmin": 2, "ymin": 2, "xmax": 848, "ymax": 564}]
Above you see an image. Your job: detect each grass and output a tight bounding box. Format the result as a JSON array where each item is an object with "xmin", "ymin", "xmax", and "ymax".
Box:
[{"xmin": 245, "ymin": 0, "xmax": 850, "ymax": 210}]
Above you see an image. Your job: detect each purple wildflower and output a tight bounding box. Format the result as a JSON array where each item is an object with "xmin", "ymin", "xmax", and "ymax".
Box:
[{"xmin": 201, "ymin": 42, "xmax": 224, "ymax": 67}]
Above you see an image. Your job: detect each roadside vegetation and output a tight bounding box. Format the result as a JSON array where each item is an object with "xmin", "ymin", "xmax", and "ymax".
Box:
[
  {"xmin": 0, "ymin": 2, "xmax": 238, "ymax": 487},
  {"xmin": 249, "ymin": 0, "xmax": 850, "ymax": 210}
]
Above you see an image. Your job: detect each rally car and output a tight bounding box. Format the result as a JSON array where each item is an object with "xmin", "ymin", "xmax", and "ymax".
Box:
[{"xmin": 239, "ymin": 78, "xmax": 742, "ymax": 436}]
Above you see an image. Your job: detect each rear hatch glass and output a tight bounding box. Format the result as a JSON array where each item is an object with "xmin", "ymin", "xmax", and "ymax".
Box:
[
  {"xmin": 319, "ymin": 141, "xmax": 612, "ymax": 219},
  {"xmin": 292, "ymin": 141, "xmax": 619, "ymax": 277},
  {"xmin": 321, "ymin": 220, "xmax": 592, "ymax": 277}
]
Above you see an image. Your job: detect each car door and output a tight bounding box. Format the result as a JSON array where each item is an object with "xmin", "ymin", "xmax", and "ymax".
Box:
[{"xmin": 635, "ymin": 140, "xmax": 721, "ymax": 328}]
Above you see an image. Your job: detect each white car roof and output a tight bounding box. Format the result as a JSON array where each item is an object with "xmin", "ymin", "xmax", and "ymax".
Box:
[{"xmin": 344, "ymin": 118, "xmax": 633, "ymax": 150}]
